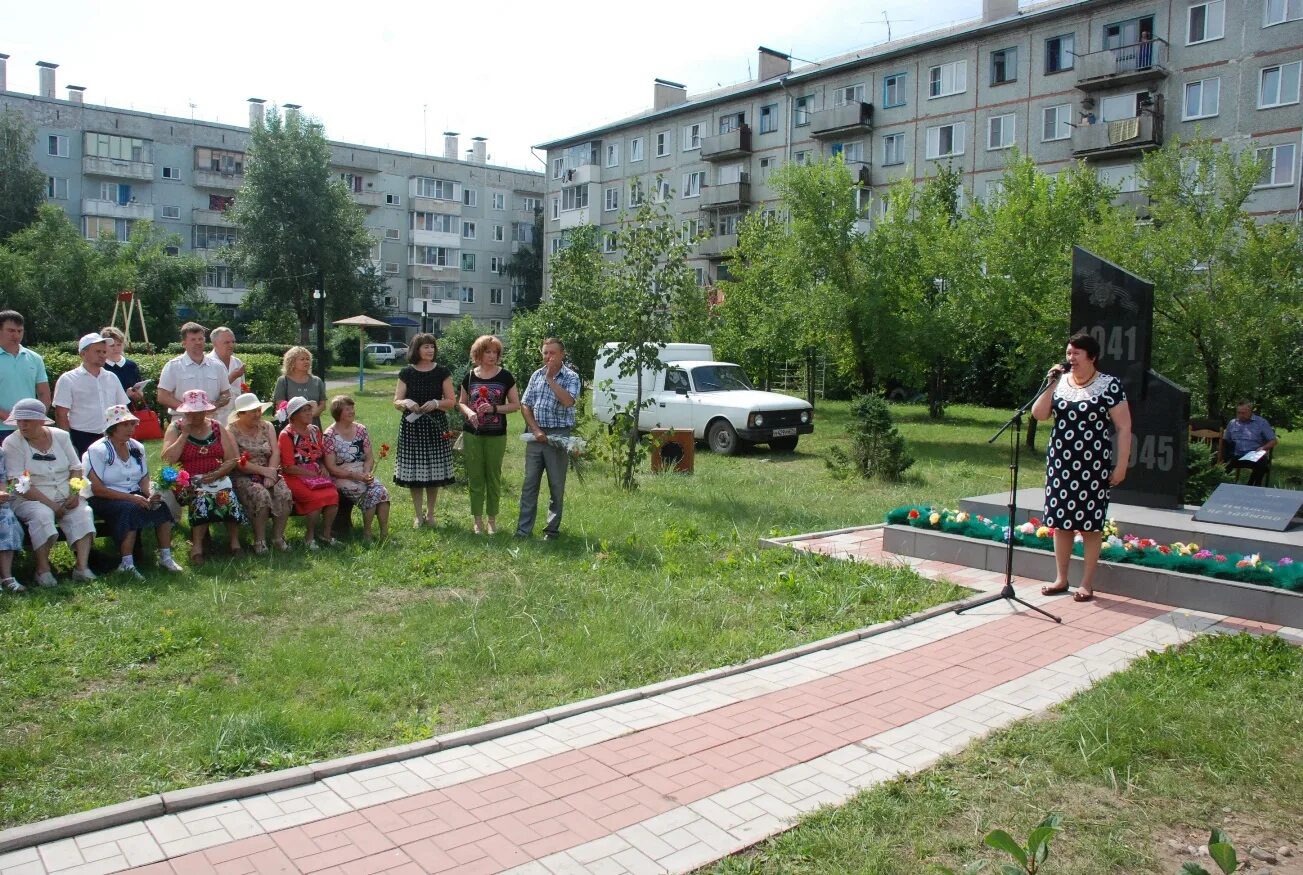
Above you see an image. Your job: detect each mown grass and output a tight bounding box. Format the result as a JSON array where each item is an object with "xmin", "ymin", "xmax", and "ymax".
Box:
[{"xmin": 707, "ymin": 632, "xmax": 1303, "ymax": 874}]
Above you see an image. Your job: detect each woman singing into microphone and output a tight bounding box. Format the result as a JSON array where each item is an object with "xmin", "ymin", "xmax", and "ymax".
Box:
[{"xmin": 1031, "ymin": 331, "xmax": 1132, "ymax": 602}]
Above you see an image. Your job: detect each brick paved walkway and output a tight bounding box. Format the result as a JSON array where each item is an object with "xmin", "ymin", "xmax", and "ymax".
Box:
[{"xmin": 3, "ymin": 528, "xmax": 1295, "ymax": 875}]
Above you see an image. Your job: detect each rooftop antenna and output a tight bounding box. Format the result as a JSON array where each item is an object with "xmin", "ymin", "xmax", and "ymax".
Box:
[
  {"xmin": 423, "ymin": 104, "xmax": 428, "ymax": 154},
  {"xmin": 188, "ymin": 100, "xmax": 196, "ymax": 121},
  {"xmin": 859, "ymin": 12, "xmax": 915, "ymax": 43}
]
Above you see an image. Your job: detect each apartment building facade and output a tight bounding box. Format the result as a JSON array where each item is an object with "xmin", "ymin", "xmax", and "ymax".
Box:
[
  {"xmin": 0, "ymin": 58, "xmax": 545, "ymax": 339},
  {"xmin": 537, "ymin": 0, "xmax": 1303, "ymax": 287}
]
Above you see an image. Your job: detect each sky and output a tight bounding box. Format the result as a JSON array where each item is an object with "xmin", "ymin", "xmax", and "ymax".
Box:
[{"xmin": 5, "ymin": 0, "xmax": 985, "ymax": 171}]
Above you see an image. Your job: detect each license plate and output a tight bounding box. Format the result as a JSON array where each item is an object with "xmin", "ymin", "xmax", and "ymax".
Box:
[{"xmin": 772, "ymin": 427, "xmax": 797, "ymax": 437}]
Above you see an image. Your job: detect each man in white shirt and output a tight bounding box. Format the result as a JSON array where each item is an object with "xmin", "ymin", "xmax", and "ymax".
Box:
[
  {"xmin": 52, "ymin": 332, "xmax": 129, "ymax": 455},
  {"xmin": 207, "ymin": 326, "xmax": 245, "ymax": 424},
  {"xmin": 157, "ymin": 322, "xmax": 231, "ymax": 418}
]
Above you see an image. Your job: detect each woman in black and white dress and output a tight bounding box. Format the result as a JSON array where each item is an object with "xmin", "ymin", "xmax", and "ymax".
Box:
[
  {"xmin": 392, "ymin": 334, "xmax": 456, "ymax": 527},
  {"xmin": 1031, "ymin": 331, "xmax": 1132, "ymax": 602}
]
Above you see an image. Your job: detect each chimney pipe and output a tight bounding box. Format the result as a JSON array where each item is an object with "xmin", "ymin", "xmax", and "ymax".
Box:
[
  {"xmin": 443, "ymin": 131, "xmax": 459, "ymax": 160},
  {"xmin": 248, "ymin": 97, "xmax": 265, "ymax": 127},
  {"xmin": 471, "ymin": 136, "xmax": 487, "ymax": 165},
  {"xmin": 653, "ymin": 78, "xmax": 687, "ymax": 110},
  {"xmin": 757, "ymin": 46, "xmax": 791, "ymax": 81},
  {"xmin": 0, "ymin": 54, "xmax": 9, "ymax": 93},
  {"xmin": 36, "ymin": 61, "xmax": 57, "ymax": 98},
  {"xmin": 284, "ymin": 103, "xmax": 301, "ymax": 124},
  {"xmin": 66, "ymin": 85, "xmax": 85, "ymax": 104},
  {"xmin": 982, "ymin": 0, "xmax": 1018, "ymax": 21}
]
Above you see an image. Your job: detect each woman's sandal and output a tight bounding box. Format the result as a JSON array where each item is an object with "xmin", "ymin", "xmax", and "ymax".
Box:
[
  {"xmin": 1073, "ymin": 590, "xmax": 1095, "ymax": 602},
  {"xmin": 1041, "ymin": 583, "xmax": 1070, "ymax": 596},
  {"xmin": 189, "ymin": 551, "xmax": 205, "ymax": 567}
]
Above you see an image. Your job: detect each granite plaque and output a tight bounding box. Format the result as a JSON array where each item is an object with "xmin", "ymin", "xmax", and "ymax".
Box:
[
  {"xmin": 1193, "ymin": 484, "xmax": 1303, "ymax": 532},
  {"xmin": 1112, "ymin": 370, "xmax": 1189, "ymax": 509}
]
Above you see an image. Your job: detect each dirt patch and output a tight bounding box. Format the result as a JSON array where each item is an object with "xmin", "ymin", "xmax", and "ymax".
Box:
[{"xmin": 1153, "ymin": 817, "xmax": 1301, "ymax": 874}]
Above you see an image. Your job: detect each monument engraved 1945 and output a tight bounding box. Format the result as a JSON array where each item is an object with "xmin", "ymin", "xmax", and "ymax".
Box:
[{"xmin": 1071, "ymin": 246, "xmax": 1189, "ymax": 508}]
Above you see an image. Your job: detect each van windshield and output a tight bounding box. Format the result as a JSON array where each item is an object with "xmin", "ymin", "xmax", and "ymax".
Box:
[{"xmin": 691, "ymin": 365, "xmax": 754, "ymax": 392}]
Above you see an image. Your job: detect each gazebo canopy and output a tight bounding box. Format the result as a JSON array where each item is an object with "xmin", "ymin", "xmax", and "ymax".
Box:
[{"xmin": 332, "ymin": 314, "xmax": 391, "ymax": 328}]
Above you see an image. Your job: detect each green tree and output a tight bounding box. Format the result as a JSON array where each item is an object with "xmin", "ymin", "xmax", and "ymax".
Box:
[
  {"xmin": 436, "ymin": 313, "xmax": 487, "ymax": 386},
  {"xmin": 511, "ymin": 224, "xmax": 608, "ymax": 382},
  {"xmin": 229, "ymin": 106, "xmax": 380, "ymax": 345},
  {"xmin": 0, "ymin": 109, "xmax": 47, "ymax": 241},
  {"xmin": 504, "ymin": 207, "xmax": 544, "ymax": 312},
  {"xmin": 98, "ymin": 221, "xmax": 206, "ymax": 346},
  {"xmin": 0, "ymin": 206, "xmax": 109, "ymax": 340}
]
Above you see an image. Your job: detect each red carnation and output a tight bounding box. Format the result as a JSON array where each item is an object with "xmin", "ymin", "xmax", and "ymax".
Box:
[
  {"xmin": 1157, "ymin": 545, "xmax": 1171, "ymax": 555},
  {"xmin": 907, "ymin": 509, "xmax": 920, "ymax": 519}
]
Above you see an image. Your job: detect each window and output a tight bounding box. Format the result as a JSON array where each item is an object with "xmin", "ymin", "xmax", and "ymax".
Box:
[
  {"xmin": 988, "ymin": 114, "xmax": 1016, "ymax": 149},
  {"xmin": 606, "ymin": 142, "xmax": 620, "ymax": 167},
  {"xmin": 1097, "ymin": 163, "xmax": 1139, "ymax": 192},
  {"xmin": 1100, "ymin": 91, "xmax": 1144, "ymax": 121},
  {"xmin": 830, "ymin": 142, "xmax": 863, "ymax": 162},
  {"xmin": 1256, "ymin": 143, "xmax": 1296, "ymax": 187},
  {"xmin": 603, "ymin": 232, "xmax": 618, "ymax": 253},
  {"xmin": 492, "ymin": 192, "xmax": 505, "ymax": 210},
  {"xmin": 834, "ymin": 84, "xmax": 865, "ymax": 106},
  {"xmin": 552, "ymin": 157, "xmax": 564, "ymax": 179},
  {"xmin": 1188, "ymin": 1, "xmax": 1225, "ymax": 43},
  {"xmin": 629, "ymin": 179, "xmax": 645, "ymax": 206},
  {"xmin": 385, "ymin": 193, "xmax": 401, "ymax": 206},
  {"xmin": 990, "ymin": 47, "xmax": 1018, "ymax": 85},
  {"xmin": 793, "ymin": 150, "xmax": 811, "ymax": 166},
  {"xmin": 1184, "ymin": 77, "xmax": 1221, "ymax": 119},
  {"xmin": 84, "ymin": 132, "xmax": 150, "ymax": 162},
  {"xmin": 718, "ymin": 112, "xmax": 745, "ymax": 133},
  {"xmin": 197, "ymin": 147, "xmax": 244, "ymax": 174},
  {"xmin": 794, "ymin": 95, "xmax": 813, "ymax": 126},
  {"xmin": 551, "ymin": 197, "xmax": 559, "ymax": 220},
  {"xmin": 928, "ymin": 61, "xmax": 966, "ymax": 98},
  {"xmin": 164, "ymin": 246, "xmax": 180, "ymax": 257},
  {"xmin": 161, "ymin": 205, "xmax": 181, "ymax": 220},
  {"xmin": 463, "ymin": 221, "xmax": 477, "ymax": 239},
  {"xmin": 341, "ymin": 173, "xmax": 364, "ymax": 192},
  {"xmin": 1045, "ymin": 34, "xmax": 1075, "ymax": 73},
  {"xmin": 414, "ymin": 177, "xmax": 457, "ymax": 200},
  {"xmin": 926, "ymin": 122, "xmax": 966, "ymax": 159},
  {"xmin": 459, "ymin": 287, "xmax": 475, "ymax": 303},
  {"xmin": 655, "ymin": 178, "xmax": 672, "ymax": 202},
  {"xmin": 882, "ymin": 133, "xmax": 905, "ymax": 166},
  {"xmin": 1259, "ymin": 61, "xmax": 1301, "ymax": 107},
  {"xmin": 630, "ymin": 137, "xmax": 644, "ymax": 161},
  {"xmin": 193, "ymin": 225, "xmax": 237, "ymax": 249},
  {"xmin": 656, "ymin": 131, "xmax": 669, "ymax": 157},
  {"xmin": 493, "ymin": 224, "xmax": 504, "ymax": 242},
  {"xmin": 490, "ymin": 288, "xmax": 504, "ymax": 305},
  {"xmin": 683, "ymin": 123, "xmax": 702, "ymax": 151},
  {"xmin": 883, "ymin": 73, "xmax": 907, "ymax": 108},
  {"xmin": 412, "ymin": 212, "xmax": 458, "ymax": 233},
  {"xmin": 604, "ymin": 186, "xmax": 620, "ymax": 211},
  {"xmin": 512, "ymin": 285, "xmax": 527, "ymax": 305},
  {"xmin": 985, "ymin": 180, "xmax": 1006, "ymax": 202},
  {"xmin": 410, "ymin": 246, "xmax": 451, "ymax": 266},
  {"xmin": 522, "ymin": 196, "xmax": 542, "ymax": 211},
  {"xmin": 1042, "ymin": 105, "xmax": 1072, "ymax": 141},
  {"xmin": 161, "ymin": 166, "xmax": 181, "ymax": 180},
  {"xmin": 1103, "ymin": 16, "xmax": 1154, "ymax": 49},
  {"xmin": 683, "ymin": 171, "xmax": 704, "ymax": 197},
  {"xmin": 561, "ymin": 185, "xmax": 589, "ymax": 210},
  {"xmin": 462, "ymin": 188, "xmax": 477, "ymax": 207},
  {"xmin": 717, "ymin": 212, "xmax": 741, "ymax": 236},
  {"xmin": 461, "ymin": 252, "xmax": 477, "ymax": 271},
  {"xmin": 385, "ymin": 228, "xmax": 401, "ymax": 241},
  {"xmin": 84, "ymin": 217, "xmax": 134, "ymax": 242},
  {"xmin": 490, "ymin": 256, "xmax": 504, "ymax": 274},
  {"xmin": 1265, "ymin": 0, "xmax": 1303, "ymax": 25},
  {"xmin": 47, "ymin": 135, "xmax": 68, "ymax": 157},
  {"xmin": 682, "ymin": 218, "xmax": 701, "ymax": 240},
  {"xmin": 46, "ymin": 177, "xmax": 68, "ymax": 199},
  {"xmin": 551, "ymin": 238, "xmax": 564, "ymax": 254},
  {"xmin": 759, "ymin": 104, "xmax": 777, "ymax": 133},
  {"xmin": 203, "ymin": 265, "xmax": 239, "ymax": 289},
  {"xmin": 759, "ymin": 156, "xmax": 776, "ymax": 181},
  {"xmin": 693, "ymin": 268, "xmax": 707, "ymax": 287}
]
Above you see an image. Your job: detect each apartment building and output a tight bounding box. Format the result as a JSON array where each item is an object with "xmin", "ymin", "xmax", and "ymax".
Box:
[
  {"xmin": 0, "ymin": 57, "xmax": 545, "ymax": 339},
  {"xmin": 537, "ymin": 0, "xmax": 1303, "ymax": 287}
]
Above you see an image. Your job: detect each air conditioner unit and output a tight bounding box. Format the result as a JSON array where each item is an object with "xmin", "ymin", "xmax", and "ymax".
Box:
[{"xmin": 383, "ymin": 296, "xmax": 399, "ymax": 308}]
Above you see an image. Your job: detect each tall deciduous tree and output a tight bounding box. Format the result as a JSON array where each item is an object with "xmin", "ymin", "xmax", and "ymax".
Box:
[
  {"xmin": 0, "ymin": 108, "xmax": 48, "ymax": 241},
  {"xmin": 505, "ymin": 207, "xmax": 544, "ymax": 312},
  {"xmin": 229, "ymin": 107, "xmax": 379, "ymax": 344}
]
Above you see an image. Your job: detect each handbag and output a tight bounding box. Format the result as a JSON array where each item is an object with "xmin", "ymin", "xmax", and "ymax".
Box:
[
  {"xmin": 302, "ymin": 476, "xmax": 335, "ymax": 491},
  {"xmin": 133, "ymin": 408, "xmax": 164, "ymax": 441}
]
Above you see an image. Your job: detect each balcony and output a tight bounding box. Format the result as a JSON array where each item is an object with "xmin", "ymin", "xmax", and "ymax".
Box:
[
  {"xmin": 410, "ymin": 195, "xmax": 461, "ymax": 215},
  {"xmin": 1072, "ymin": 111, "xmax": 1162, "ymax": 159},
  {"xmin": 696, "ymin": 232, "xmax": 737, "ymax": 258},
  {"xmin": 409, "ymin": 298, "xmax": 461, "ymax": 317},
  {"xmin": 193, "ymin": 169, "xmax": 244, "ymax": 191},
  {"xmin": 810, "ymin": 102, "xmax": 874, "ymax": 139},
  {"xmin": 844, "ymin": 161, "xmax": 872, "ymax": 186},
  {"xmin": 559, "ymin": 163, "xmax": 601, "ymax": 186},
  {"xmin": 82, "ymin": 155, "xmax": 154, "ymax": 181},
  {"xmin": 331, "ymin": 149, "xmax": 379, "ymax": 172},
  {"xmin": 700, "ymin": 179, "xmax": 751, "ymax": 209},
  {"xmin": 408, "ymin": 264, "xmax": 460, "ymax": 282},
  {"xmin": 198, "ymin": 286, "xmax": 244, "ymax": 306},
  {"xmin": 192, "ymin": 208, "xmax": 236, "ymax": 227},
  {"xmin": 1113, "ymin": 189, "xmax": 1152, "ymax": 219},
  {"xmin": 350, "ymin": 190, "xmax": 384, "ymax": 209},
  {"xmin": 1076, "ymin": 41, "xmax": 1168, "ymax": 91},
  {"xmin": 81, "ymin": 199, "xmax": 154, "ymax": 221},
  {"xmin": 410, "ymin": 228, "xmax": 460, "ymax": 248},
  {"xmin": 558, "ymin": 206, "xmax": 593, "ymax": 229},
  {"xmin": 700, "ymin": 125, "xmax": 752, "ymax": 161}
]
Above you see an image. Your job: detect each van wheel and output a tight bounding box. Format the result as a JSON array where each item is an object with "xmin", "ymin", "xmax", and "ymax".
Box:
[
  {"xmin": 707, "ymin": 421, "xmax": 744, "ymax": 455},
  {"xmin": 769, "ymin": 436, "xmax": 799, "ymax": 452}
]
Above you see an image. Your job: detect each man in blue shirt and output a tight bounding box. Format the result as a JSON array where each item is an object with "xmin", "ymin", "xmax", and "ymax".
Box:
[
  {"xmin": 1223, "ymin": 401, "xmax": 1277, "ymax": 487},
  {"xmin": 516, "ymin": 337, "xmax": 581, "ymax": 540},
  {"xmin": 0, "ymin": 310, "xmax": 51, "ymax": 438}
]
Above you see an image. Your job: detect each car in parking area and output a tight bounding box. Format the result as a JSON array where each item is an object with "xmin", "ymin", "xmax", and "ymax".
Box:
[{"xmin": 364, "ymin": 343, "xmax": 408, "ymax": 364}]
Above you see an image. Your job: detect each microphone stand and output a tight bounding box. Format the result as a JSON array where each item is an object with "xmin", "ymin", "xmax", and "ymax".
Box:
[{"xmin": 956, "ymin": 374, "xmax": 1062, "ymax": 624}]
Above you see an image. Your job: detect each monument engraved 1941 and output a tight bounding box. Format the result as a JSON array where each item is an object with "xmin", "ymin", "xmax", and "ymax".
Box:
[{"xmin": 1071, "ymin": 246, "xmax": 1189, "ymax": 508}]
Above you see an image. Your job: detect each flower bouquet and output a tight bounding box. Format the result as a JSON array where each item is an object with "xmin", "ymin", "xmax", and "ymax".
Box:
[
  {"xmin": 6, "ymin": 471, "xmax": 31, "ymax": 496},
  {"xmin": 519, "ymin": 432, "xmax": 588, "ymax": 482}
]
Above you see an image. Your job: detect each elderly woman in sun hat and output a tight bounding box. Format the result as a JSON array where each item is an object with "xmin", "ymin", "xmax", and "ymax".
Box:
[
  {"xmin": 0, "ymin": 436, "xmax": 28, "ymax": 594},
  {"xmin": 228, "ymin": 391, "xmax": 294, "ymax": 554},
  {"xmin": 84, "ymin": 404, "xmax": 183, "ymax": 578},
  {"xmin": 278, "ymin": 395, "xmax": 339, "ymax": 550},
  {"xmin": 161, "ymin": 389, "xmax": 247, "ymax": 566},
  {"xmin": 1, "ymin": 397, "xmax": 97, "ymax": 588}
]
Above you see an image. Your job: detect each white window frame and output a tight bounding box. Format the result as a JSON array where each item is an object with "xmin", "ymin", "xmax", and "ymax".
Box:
[
  {"xmin": 655, "ymin": 131, "xmax": 669, "ymax": 157},
  {"xmin": 490, "ymin": 256, "xmax": 503, "ymax": 274},
  {"xmin": 882, "ymin": 133, "xmax": 905, "ymax": 166},
  {"xmin": 46, "ymin": 176, "xmax": 68, "ymax": 199},
  {"xmin": 630, "ymin": 137, "xmax": 645, "ymax": 162},
  {"xmin": 990, "ymin": 47, "xmax": 1018, "ymax": 85},
  {"xmin": 604, "ymin": 186, "xmax": 620, "ymax": 212},
  {"xmin": 682, "ymin": 123, "xmax": 702, "ymax": 151},
  {"xmin": 1258, "ymin": 61, "xmax": 1302, "ymax": 108},
  {"xmin": 48, "ymin": 134, "xmax": 68, "ymax": 157},
  {"xmin": 793, "ymin": 150, "xmax": 811, "ymax": 166},
  {"xmin": 606, "ymin": 142, "xmax": 620, "ymax": 167},
  {"xmin": 461, "ymin": 252, "xmax": 477, "ymax": 272},
  {"xmin": 1042, "ymin": 104, "xmax": 1072, "ymax": 141},
  {"xmin": 682, "ymin": 171, "xmax": 704, "ymax": 198},
  {"xmin": 1187, "ymin": 0, "xmax": 1225, "ymax": 44},
  {"xmin": 987, "ymin": 114, "xmax": 1016, "ymax": 150},
  {"xmin": 385, "ymin": 193, "xmax": 401, "ymax": 206},
  {"xmin": 1255, "ymin": 142, "xmax": 1296, "ymax": 187},
  {"xmin": 462, "ymin": 221, "xmax": 477, "ymax": 239},
  {"xmin": 384, "ymin": 262, "xmax": 400, "ymax": 275},
  {"xmin": 489, "ymin": 288, "xmax": 503, "ymax": 305},
  {"xmin": 985, "ymin": 180, "xmax": 1005, "ymax": 202},
  {"xmin": 1264, "ymin": 0, "xmax": 1303, "ymax": 25},
  {"xmin": 759, "ymin": 104, "xmax": 778, "ymax": 133},
  {"xmin": 794, "ymin": 95, "xmax": 813, "ymax": 126},
  {"xmin": 491, "ymin": 192, "xmax": 505, "ymax": 210},
  {"xmin": 493, "ymin": 224, "xmax": 504, "ymax": 242},
  {"xmin": 459, "ymin": 286, "xmax": 475, "ymax": 303},
  {"xmin": 834, "ymin": 84, "xmax": 865, "ymax": 106},
  {"xmin": 385, "ymin": 228, "xmax": 401, "ymax": 241},
  {"xmin": 561, "ymin": 185, "xmax": 589, "ymax": 211},
  {"xmin": 832, "ymin": 141, "xmax": 864, "ymax": 162},
  {"xmin": 462, "ymin": 188, "xmax": 477, "ymax": 207},
  {"xmin": 603, "ymin": 232, "xmax": 618, "ymax": 253},
  {"xmin": 883, "ymin": 73, "xmax": 907, "ymax": 107},
  {"xmin": 1183, "ymin": 77, "xmax": 1221, "ymax": 120},
  {"xmin": 928, "ymin": 60, "xmax": 967, "ymax": 98},
  {"xmin": 759, "ymin": 156, "xmax": 775, "ymax": 181},
  {"xmin": 489, "ymin": 319, "xmax": 503, "ymax": 334},
  {"xmin": 926, "ymin": 122, "xmax": 966, "ymax": 159},
  {"xmin": 161, "ymin": 166, "xmax": 181, "ymax": 180},
  {"xmin": 551, "ymin": 197, "xmax": 559, "ymax": 220},
  {"xmin": 161, "ymin": 205, "xmax": 181, "ymax": 220},
  {"xmin": 654, "ymin": 178, "xmax": 672, "ymax": 203}
]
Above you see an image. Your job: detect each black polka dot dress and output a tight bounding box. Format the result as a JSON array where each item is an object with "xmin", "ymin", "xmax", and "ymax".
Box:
[{"xmin": 1043, "ymin": 372, "xmax": 1126, "ymax": 531}]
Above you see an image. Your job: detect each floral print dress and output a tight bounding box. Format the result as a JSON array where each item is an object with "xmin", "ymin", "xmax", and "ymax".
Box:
[
  {"xmin": 178, "ymin": 420, "xmax": 248, "ymax": 525},
  {"xmin": 325, "ymin": 423, "xmax": 391, "ymax": 510}
]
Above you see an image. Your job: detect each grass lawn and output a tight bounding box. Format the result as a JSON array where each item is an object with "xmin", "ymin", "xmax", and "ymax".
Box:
[
  {"xmin": 324, "ymin": 366, "xmax": 402, "ymax": 382},
  {"xmin": 705, "ymin": 631, "xmax": 1303, "ymax": 874}
]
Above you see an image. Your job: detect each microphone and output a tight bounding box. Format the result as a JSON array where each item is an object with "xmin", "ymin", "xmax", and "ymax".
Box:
[{"xmin": 1049, "ymin": 360, "xmax": 1072, "ymax": 379}]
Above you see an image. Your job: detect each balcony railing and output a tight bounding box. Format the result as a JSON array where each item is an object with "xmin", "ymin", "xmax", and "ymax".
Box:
[
  {"xmin": 81, "ymin": 199, "xmax": 154, "ymax": 220},
  {"xmin": 82, "ymin": 156, "xmax": 154, "ymax": 181},
  {"xmin": 408, "ymin": 264, "xmax": 460, "ymax": 282},
  {"xmin": 1072, "ymin": 110, "xmax": 1162, "ymax": 158},
  {"xmin": 1076, "ymin": 40, "xmax": 1168, "ymax": 90},
  {"xmin": 696, "ymin": 232, "xmax": 738, "ymax": 258},
  {"xmin": 192, "ymin": 208, "xmax": 236, "ymax": 227},
  {"xmin": 410, "ymin": 298, "xmax": 461, "ymax": 317},
  {"xmin": 350, "ymin": 190, "xmax": 384, "ymax": 209},
  {"xmin": 700, "ymin": 125, "xmax": 752, "ymax": 161},
  {"xmin": 409, "ymin": 194, "xmax": 461, "ymax": 215},
  {"xmin": 843, "ymin": 160, "xmax": 872, "ymax": 186},
  {"xmin": 193, "ymin": 168, "xmax": 244, "ymax": 190},
  {"xmin": 558, "ymin": 163, "xmax": 601, "ymax": 186},
  {"xmin": 410, "ymin": 228, "xmax": 461, "ymax": 249},
  {"xmin": 810, "ymin": 102, "xmax": 874, "ymax": 139},
  {"xmin": 700, "ymin": 179, "xmax": 751, "ymax": 209},
  {"xmin": 558, "ymin": 205, "xmax": 593, "ymax": 229}
]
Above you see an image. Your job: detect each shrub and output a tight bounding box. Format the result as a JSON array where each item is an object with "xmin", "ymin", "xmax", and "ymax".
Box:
[
  {"xmin": 829, "ymin": 395, "xmax": 914, "ymax": 482},
  {"xmin": 40, "ymin": 352, "xmax": 283, "ymax": 415}
]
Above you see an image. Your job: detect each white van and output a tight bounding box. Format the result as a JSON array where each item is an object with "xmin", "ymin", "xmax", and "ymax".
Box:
[{"xmin": 591, "ymin": 342, "xmax": 814, "ymax": 454}]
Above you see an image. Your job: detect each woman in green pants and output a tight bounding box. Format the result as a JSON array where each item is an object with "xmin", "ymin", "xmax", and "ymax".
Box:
[{"xmin": 457, "ymin": 335, "xmax": 520, "ymax": 534}]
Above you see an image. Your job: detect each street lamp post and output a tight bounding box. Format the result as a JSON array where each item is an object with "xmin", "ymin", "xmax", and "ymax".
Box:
[
  {"xmin": 421, "ymin": 298, "xmax": 430, "ymax": 334},
  {"xmin": 312, "ymin": 288, "xmax": 326, "ymax": 380}
]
